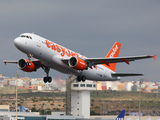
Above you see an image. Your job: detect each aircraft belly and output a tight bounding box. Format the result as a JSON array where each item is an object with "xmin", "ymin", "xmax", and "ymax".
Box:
[
  {"xmin": 44, "ymin": 54, "xmax": 79, "ymax": 75},
  {"xmin": 82, "ymin": 67, "xmax": 118, "ymax": 81},
  {"xmin": 50, "ymin": 64, "xmax": 78, "ymax": 75}
]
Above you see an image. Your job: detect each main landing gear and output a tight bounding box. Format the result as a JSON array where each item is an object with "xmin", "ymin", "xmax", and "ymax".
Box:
[
  {"xmin": 26, "ymin": 54, "xmax": 52, "ymax": 83},
  {"xmin": 43, "ymin": 76, "xmax": 52, "ymax": 83},
  {"xmin": 77, "ymin": 75, "xmax": 86, "ymax": 82},
  {"xmin": 43, "ymin": 66, "xmax": 52, "ymax": 83}
]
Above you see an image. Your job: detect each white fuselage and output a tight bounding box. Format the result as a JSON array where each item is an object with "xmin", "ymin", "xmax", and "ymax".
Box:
[{"xmin": 14, "ymin": 33, "xmax": 119, "ymax": 81}]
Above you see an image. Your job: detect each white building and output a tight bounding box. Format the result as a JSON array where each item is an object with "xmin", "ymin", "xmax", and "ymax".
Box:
[
  {"xmin": 124, "ymin": 82, "xmax": 133, "ymax": 91},
  {"xmin": 10, "ymin": 79, "xmax": 24, "ymax": 86},
  {"xmin": 38, "ymin": 86, "xmax": 42, "ymax": 91},
  {"xmin": 106, "ymin": 81, "xmax": 120, "ymax": 91},
  {"xmin": 71, "ymin": 80, "xmax": 96, "ymax": 118},
  {"xmin": 30, "ymin": 78, "xmax": 41, "ymax": 85}
]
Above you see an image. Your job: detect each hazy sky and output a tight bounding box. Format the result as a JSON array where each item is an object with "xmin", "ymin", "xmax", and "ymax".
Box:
[{"xmin": 0, "ymin": 1, "xmax": 160, "ymax": 81}]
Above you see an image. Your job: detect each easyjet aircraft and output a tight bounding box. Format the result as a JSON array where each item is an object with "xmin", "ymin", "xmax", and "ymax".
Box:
[{"xmin": 4, "ymin": 33, "xmax": 156, "ymax": 83}]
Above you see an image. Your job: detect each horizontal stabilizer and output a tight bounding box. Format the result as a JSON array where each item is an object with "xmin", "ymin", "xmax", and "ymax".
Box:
[{"xmin": 112, "ymin": 73, "xmax": 143, "ymax": 77}]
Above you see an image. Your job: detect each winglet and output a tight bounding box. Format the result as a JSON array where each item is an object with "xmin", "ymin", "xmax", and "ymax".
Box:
[
  {"xmin": 4, "ymin": 60, "xmax": 7, "ymax": 65},
  {"xmin": 153, "ymin": 55, "xmax": 156, "ymax": 60}
]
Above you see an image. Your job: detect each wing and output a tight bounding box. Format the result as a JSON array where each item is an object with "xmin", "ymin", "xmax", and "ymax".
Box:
[
  {"xmin": 4, "ymin": 59, "xmax": 44, "ymax": 72},
  {"xmin": 62, "ymin": 55, "xmax": 155, "ymax": 67},
  {"xmin": 4, "ymin": 60, "xmax": 18, "ymax": 65},
  {"xmin": 84, "ymin": 55, "xmax": 156, "ymax": 65},
  {"xmin": 3, "ymin": 60, "xmax": 41, "ymax": 65},
  {"xmin": 4, "ymin": 59, "xmax": 43, "ymax": 68}
]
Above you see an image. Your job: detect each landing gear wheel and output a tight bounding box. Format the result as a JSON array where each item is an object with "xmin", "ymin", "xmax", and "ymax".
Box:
[
  {"xmin": 77, "ymin": 76, "xmax": 81, "ymax": 82},
  {"xmin": 26, "ymin": 62, "xmax": 31, "ymax": 66},
  {"xmin": 81, "ymin": 76, "xmax": 86, "ymax": 82},
  {"xmin": 48, "ymin": 77, "xmax": 52, "ymax": 83},
  {"xmin": 43, "ymin": 77, "xmax": 52, "ymax": 83},
  {"xmin": 77, "ymin": 76, "xmax": 86, "ymax": 82},
  {"xmin": 43, "ymin": 77, "xmax": 48, "ymax": 83}
]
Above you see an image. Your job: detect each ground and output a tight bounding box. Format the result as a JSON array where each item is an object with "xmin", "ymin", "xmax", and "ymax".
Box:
[{"xmin": 0, "ymin": 87, "xmax": 160, "ymax": 115}]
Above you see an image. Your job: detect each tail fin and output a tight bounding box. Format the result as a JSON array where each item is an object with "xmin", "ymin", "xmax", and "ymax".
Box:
[
  {"xmin": 105, "ymin": 42, "xmax": 121, "ymax": 71},
  {"xmin": 115, "ymin": 110, "xmax": 125, "ymax": 120}
]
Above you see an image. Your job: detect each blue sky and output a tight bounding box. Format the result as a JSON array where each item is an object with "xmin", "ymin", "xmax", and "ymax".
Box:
[{"xmin": 0, "ymin": 1, "xmax": 160, "ymax": 81}]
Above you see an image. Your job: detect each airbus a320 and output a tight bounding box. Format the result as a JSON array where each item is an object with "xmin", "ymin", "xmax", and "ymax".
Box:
[{"xmin": 4, "ymin": 33, "xmax": 156, "ymax": 83}]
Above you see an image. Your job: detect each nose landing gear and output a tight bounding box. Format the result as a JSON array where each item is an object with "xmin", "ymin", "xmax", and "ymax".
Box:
[{"xmin": 26, "ymin": 54, "xmax": 32, "ymax": 66}]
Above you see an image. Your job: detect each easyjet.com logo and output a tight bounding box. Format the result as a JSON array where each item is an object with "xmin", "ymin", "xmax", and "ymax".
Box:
[{"xmin": 110, "ymin": 45, "xmax": 118, "ymax": 58}]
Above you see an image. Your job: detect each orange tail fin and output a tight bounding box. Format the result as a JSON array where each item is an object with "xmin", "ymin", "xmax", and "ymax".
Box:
[{"xmin": 104, "ymin": 42, "xmax": 121, "ymax": 71}]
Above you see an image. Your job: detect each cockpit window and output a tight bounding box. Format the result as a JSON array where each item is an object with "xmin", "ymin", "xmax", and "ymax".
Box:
[
  {"xmin": 20, "ymin": 35, "xmax": 26, "ymax": 37},
  {"xmin": 20, "ymin": 35, "xmax": 32, "ymax": 39}
]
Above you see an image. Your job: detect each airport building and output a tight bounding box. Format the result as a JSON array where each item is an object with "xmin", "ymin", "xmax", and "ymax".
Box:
[
  {"xmin": 0, "ymin": 105, "xmax": 10, "ymax": 112},
  {"xmin": 1, "ymin": 111, "xmax": 160, "ymax": 120}
]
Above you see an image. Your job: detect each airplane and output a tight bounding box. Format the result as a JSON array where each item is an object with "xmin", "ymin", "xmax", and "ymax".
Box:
[
  {"xmin": 4, "ymin": 33, "xmax": 156, "ymax": 83},
  {"xmin": 115, "ymin": 110, "xmax": 125, "ymax": 120}
]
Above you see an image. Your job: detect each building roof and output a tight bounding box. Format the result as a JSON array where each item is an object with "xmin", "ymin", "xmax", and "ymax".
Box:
[{"xmin": 0, "ymin": 112, "xmax": 41, "ymax": 117}]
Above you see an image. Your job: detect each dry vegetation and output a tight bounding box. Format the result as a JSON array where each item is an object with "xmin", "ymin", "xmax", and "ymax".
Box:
[{"xmin": 0, "ymin": 86, "xmax": 160, "ymax": 115}]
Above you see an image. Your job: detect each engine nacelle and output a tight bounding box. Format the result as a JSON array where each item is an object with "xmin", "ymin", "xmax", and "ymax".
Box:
[
  {"xmin": 68, "ymin": 57, "xmax": 87, "ymax": 70},
  {"xmin": 18, "ymin": 59, "xmax": 35, "ymax": 72}
]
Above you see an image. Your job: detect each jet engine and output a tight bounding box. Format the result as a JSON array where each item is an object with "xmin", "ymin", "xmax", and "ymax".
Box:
[
  {"xmin": 68, "ymin": 57, "xmax": 87, "ymax": 70},
  {"xmin": 18, "ymin": 59, "xmax": 36, "ymax": 72}
]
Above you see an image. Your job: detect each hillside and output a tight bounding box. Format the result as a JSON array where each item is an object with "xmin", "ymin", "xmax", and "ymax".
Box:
[{"xmin": 0, "ymin": 87, "xmax": 160, "ymax": 115}]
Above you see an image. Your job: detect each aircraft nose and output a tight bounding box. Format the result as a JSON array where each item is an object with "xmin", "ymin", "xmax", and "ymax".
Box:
[
  {"xmin": 14, "ymin": 37, "xmax": 20, "ymax": 48},
  {"xmin": 14, "ymin": 37, "xmax": 25, "ymax": 51},
  {"xmin": 14, "ymin": 37, "xmax": 29, "ymax": 53}
]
